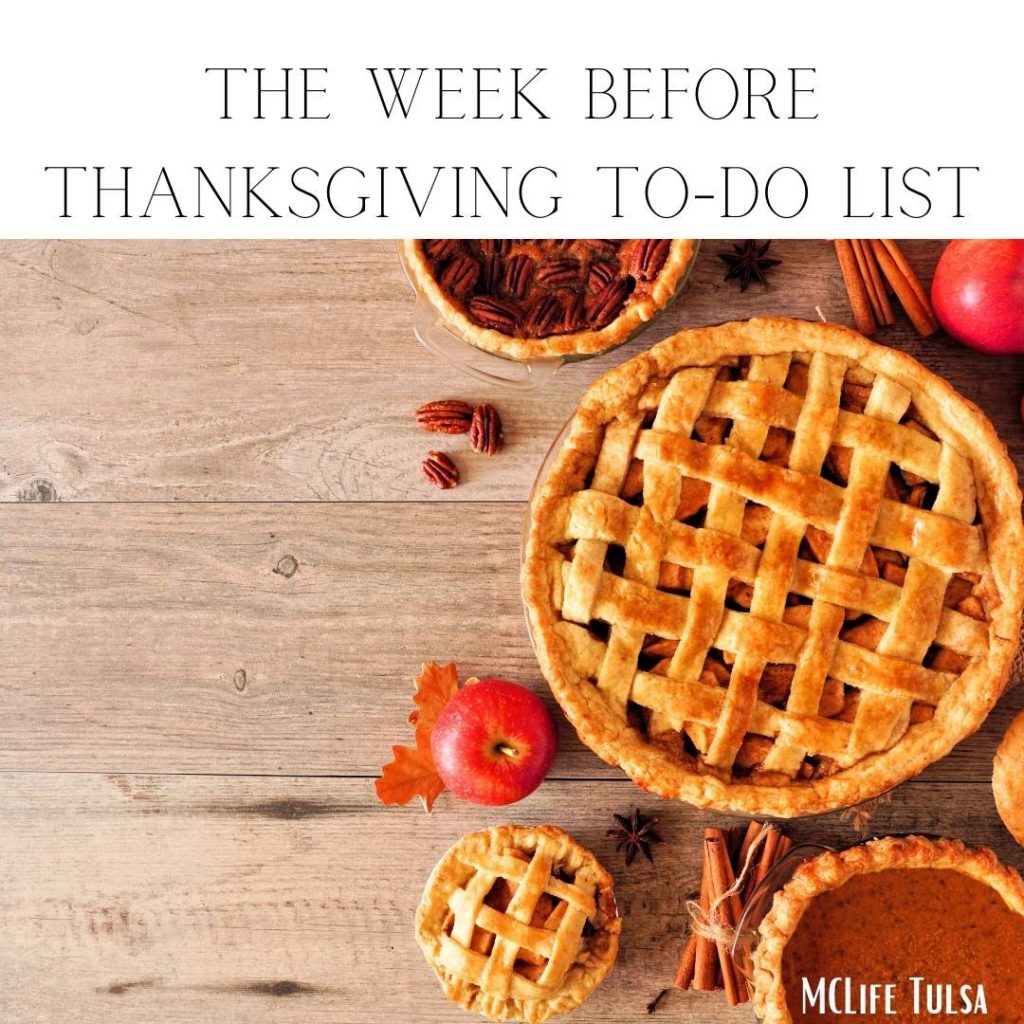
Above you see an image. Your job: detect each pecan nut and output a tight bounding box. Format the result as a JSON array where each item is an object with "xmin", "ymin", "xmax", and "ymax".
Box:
[
  {"xmin": 479, "ymin": 254, "xmax": 503, "ymax": 292},
  {"xmin": 560, "ymin": 292, "xmax": 584, "ymax": 334},
  {"xmin": 581, "ymin": 239, "xmax": 621, "ymax": 257},
  {"xmin": 585, "ymin": 276, "xmax": 635, "ymax": 329},
  {"xmin": 415, "ymin": 399, "xmax": 473, "ymax": 434},
  {"xmin": 468, "ymin": 295, "xmax": 521, "ymax": 334},
  {"xmin": 526, "ymin": 295, "xmax": 562, "ymax": 335},
  {"xmin": 502, "ymin": 254, "xmax": 534, "ymax": 299},
  {"xmin": 423, "ymin": 239, "xmax": 461, "ymax": 262},
  {"xmin": 421, "ymin": 450, "xmax": 459, "ymax": 489},
  {"xmin": 437, "ymin": 254, "xmax": 480, "ymax": 299},
  {"xmin": 587, "ymin": 259, "xmax": 617, "ymax": 293},
  {"xmin": 535, "ymin": 257, "xmax": 580, "ymax": 289},
  {"xmin": 470, "ymin": 404, "xmax": 504, "ymax": 456},
  {"xmin": 630, "ymin": 239, "xmax": 670, "ymax": 281},
  {"xmin": 478, "ymin": 239, "xmax": 512, "ymax": 257}
]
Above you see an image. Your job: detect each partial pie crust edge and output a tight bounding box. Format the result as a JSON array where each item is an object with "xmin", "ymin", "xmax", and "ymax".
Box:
[
  {"xmin": 414, "ymin": 824, "xmax": 620, "ymax": 1023},
  {"xmin": 521, "ymin": 317, "xmax": 1024, "ymax": 817},
  {"xmin": 993, "ymin": 708, "xmax": 1024, "ymax": 845},
  {"xmin": 401, "ymin": 238, "xmax": 697, "ymax": 361},
  {"xmin": 751, "ymin": 835, "xmax": 1024, "ymax": 1024}
]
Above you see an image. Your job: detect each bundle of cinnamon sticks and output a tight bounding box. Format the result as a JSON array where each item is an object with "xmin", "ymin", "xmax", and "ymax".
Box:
[
  {"xmin": 674, "ymin": 822, "xmax": 792, "ymax": 1007},
  {"xmin": 834, "ymin": 239, "xmax": 938, "ymax": 338}
]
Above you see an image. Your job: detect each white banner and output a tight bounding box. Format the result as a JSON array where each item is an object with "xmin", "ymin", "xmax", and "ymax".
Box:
[{"xmin": 3, "ymin": 0, "xmax": 1021, "ymax": 238}]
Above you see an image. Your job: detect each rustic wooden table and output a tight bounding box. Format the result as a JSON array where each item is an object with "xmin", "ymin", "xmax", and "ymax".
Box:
[{"xmin": 1, "ymin": 239, "xmax": 1022, "ymax": 1024}]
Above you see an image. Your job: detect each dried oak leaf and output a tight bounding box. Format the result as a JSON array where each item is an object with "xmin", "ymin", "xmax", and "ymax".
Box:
[
  {"xmin": 408, "ymin": 661, "xmax": 460, "ymax": 740},
  {"xmin": 376, "ymin": 661, "xmax": 461, "ymax": 813},
  {"xmin": 375, "ymin": 743, "xmax": 445, "ymax": 813}
]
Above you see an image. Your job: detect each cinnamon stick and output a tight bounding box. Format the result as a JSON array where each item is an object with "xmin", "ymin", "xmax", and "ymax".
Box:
[
  {"xmin": 737, "ymin": 820, "xmax": 765, "ymax": 878},
  {"xmin": 834, "ymin": 240, "xmax": 876, "ymax": 335},
  {"xmin": 692, "ymin": 842, "xmax": 717, "ymax": 991},
  {"xmin": 861, "ymin": 240, "xmax": 895, "ymax": 326},
  {"xmin": 704, "ymin": 830, "xmax": 748, "ymax": 1006},
  {"xmin": 881, "ymin": 239, "xmax": 932, "ymax": 312},
  {"xmin": 673, "ymin": 933, "xmax": 698, "ymax": 990},
  {"xmin": 748, "ymin": 825, "xmax": 784, "ymax": 896},
  {"xmin": 870, "ymin": 240, "xmax": 937, "ymax": 337},
  {"xmin": 851, "ymin": 240, "xmax": 884, "ymax": 326}
]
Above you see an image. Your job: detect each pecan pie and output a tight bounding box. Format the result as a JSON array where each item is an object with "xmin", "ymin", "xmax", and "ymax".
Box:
[
  {"xmin": 753, "ymin": 836, "xmax": 1024, "ymax": 1023},
  {"xmin": 521, "ymin": 317, "xmax": 1024, "ymax": 816},
  {"xmin": 415, "ymin": 825, "xmax": 620, "ymax": 1022},
  {"xmin": 402, "ymin": 239, "xmax": 697, "ymax": 360}
]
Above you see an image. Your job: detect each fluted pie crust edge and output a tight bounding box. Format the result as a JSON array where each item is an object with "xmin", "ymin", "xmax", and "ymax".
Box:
[{"xmin": 752, "ymin": 836, "xmax": 1024, "ymax": 1024}]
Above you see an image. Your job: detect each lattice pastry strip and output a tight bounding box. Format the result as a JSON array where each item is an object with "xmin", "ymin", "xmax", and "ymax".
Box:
[
  {"xmin": 599, "ymin": 368, "xmax": 717, "ymax": 735},
  {"xmin": 848, "ymin": 439, "xmax": 978, "ymax": 760},
  {"xmin": 664, "ymin": 354, "xmax": 793, "ymax": 768}
]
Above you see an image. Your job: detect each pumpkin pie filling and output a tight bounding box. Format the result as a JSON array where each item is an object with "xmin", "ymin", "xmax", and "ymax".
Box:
[{"xmin": 782, "ymin": 868, "xmax": 1024, "ymax": 1021}]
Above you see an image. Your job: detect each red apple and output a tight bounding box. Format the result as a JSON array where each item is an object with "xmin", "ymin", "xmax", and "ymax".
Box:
[
  {"xmin": 931, "ymin": 240, "xmax": 1024, "ymax": 354},
  {"xmin": 431, "ymin": 679, "xmax": 558, "ymax": 806}
]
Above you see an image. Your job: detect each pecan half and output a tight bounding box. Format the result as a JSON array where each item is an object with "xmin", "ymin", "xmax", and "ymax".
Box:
[
  {"xmin": 470, "ymin": 404, "xmax": 504, "ymax": 456},
  {"xmin": 585, "ymin": 276, "xmax": 635, "ymax": 329},
  {"xmin": 415, "ymin": 399, "xmax": 473, "ymax": 434},
  {"xmin": 560, "ymin": 292, "xmax": 584, "ymax": 334},
  {"xmin": 468, "ymin": 295, "xmax": 521, "ymax": 334},
  {"xmin": 526, "ymin": 295, "xmax": 562, "ymax": 335},
  {"xmin": 480, "ymin": 254, "xmax": 503, "ymax": 292},
  {"xmin": 423, "ymin": 239, "xmax": 460, "ymax": 262},
  {"xmin": 437, "ymin": 254, "xmax": 480, "ymax": 299},
  {"xmin": 587, "ymin": 259, "xmax": 617, "ymax": 293},
  {"xmin": 421, "ymin": 450, "xmax": 459, "ymax": 489},
  {"xmin": 502, "ymin": 254, "xmax": 534, "ymax": 299},
  {"xmin": 581, "ymin": 239, "xmax": 621, "ymax": 257},
  {"xmin": 630, "ymin": 239, "xmax": 670, "ymax": 281},
  {"xmin": 535, "ymin": 257, "xmax": 580, "ymax": 289},
  {"xmin": 478, "ymin": 239, "xmax": 512, "ymax": 257}
]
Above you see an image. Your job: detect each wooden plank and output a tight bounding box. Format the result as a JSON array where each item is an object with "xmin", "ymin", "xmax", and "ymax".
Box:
[
  {"xmin": 1, "ymin": 501, "xmax": 1021, "ymax": 777},
  {"xmin": 1, "ymin": 240, "xmax": 1020, "ymax": 503},
  {"xmin": 0, "ymin": 772, "xmax": 1019, "ymax": 1024}
]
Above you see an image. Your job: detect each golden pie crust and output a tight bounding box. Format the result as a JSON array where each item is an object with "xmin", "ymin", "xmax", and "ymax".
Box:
[
  {"xmin": 994, "ymin": 708, "xmax": 1024, "ymax": 845},
  {"xmin": 415, "ymin": 824, "xmax": 620, "ymax": 1022},
  {"xmin": 752, "ymin": 835, "xmax": 1024, "ymax": 1024},
  {"xmin": 401, "ymin": 238, "xmax": 697, "ymax": 361},
  {"xmin": 522, "ymin": 317, "xmax": 1024, "ymax": 816}
]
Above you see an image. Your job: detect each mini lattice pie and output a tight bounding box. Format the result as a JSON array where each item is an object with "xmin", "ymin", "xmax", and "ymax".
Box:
[
  {"xmin": 415, "ymin": 825, "xmax": 620, "ymax": 1022},
  {"xmin": 522, "ymin": 318, "xmax": 1024, "ymax": 816},
  {"xmin": 401, "ymin": 238, "xmax": 696, "ymax": 360}
]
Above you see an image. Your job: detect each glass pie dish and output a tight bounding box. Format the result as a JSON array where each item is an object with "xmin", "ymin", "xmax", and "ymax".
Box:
[{"xmin": 398, "ymin": 239, "xmax": 700, "ymax": 390}]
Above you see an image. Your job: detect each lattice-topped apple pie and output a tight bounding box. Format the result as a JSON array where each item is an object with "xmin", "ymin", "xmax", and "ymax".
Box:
[
  {"xmin": 416, "ymin": 825, "xmax": 619, "ymax": 1022},
  {"xmin": 522, "ymin": 318, "xmax": 1024, "ymax": 816}
]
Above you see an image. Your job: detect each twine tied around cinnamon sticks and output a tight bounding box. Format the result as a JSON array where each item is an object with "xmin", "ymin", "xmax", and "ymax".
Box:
[{"xmin": 674, "ymin": 822, "xmax": 793, "ymax": 1007}]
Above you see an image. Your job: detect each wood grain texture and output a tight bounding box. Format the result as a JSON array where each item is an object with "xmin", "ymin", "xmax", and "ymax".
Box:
[
  {"xmin": 1, "ymin": 501, "xmax": 1021, "ymax": 778},
  {"xmin": 1, "ymin": 772, "xmax": 1021, "ymax": 1024},
  {"xmin": 1, "ymin": 240, "xmax": 1020, "ymax": 503}
]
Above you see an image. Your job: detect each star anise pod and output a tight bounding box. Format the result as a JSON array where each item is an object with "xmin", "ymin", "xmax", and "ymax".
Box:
[
  {"xmin": 717, "ymin": 239, "xmax": 782, "ymax": 291},
  {"xmin": 607, "ymin": 808, "xmax": 662, "ymax": 866}
]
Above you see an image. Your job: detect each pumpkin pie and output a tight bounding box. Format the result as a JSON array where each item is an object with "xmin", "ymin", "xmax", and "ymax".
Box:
[{"xmin": 753, "ymin": 835, "xmax": 1024, "ymax": 1023}]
